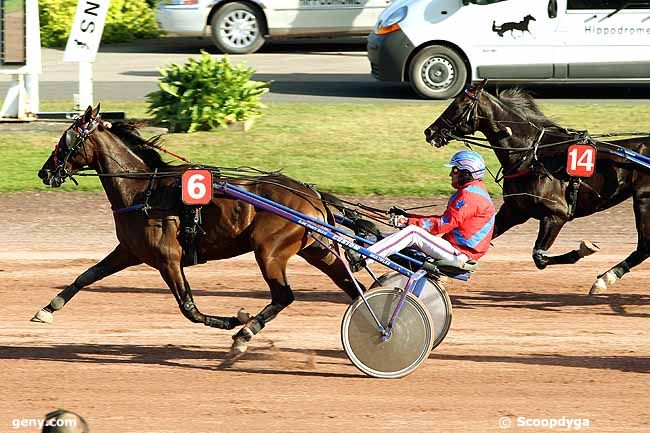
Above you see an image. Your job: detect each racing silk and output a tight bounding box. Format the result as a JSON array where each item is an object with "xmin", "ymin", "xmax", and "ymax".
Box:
[{"xmin": 406, "ymin": 180, "xmax": 495, "ymax": 260}]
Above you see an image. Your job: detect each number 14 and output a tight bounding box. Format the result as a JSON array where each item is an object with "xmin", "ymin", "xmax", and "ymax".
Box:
[{"xmin": 566, "ymin": 145, "xmax": 596, "ymax": 177}]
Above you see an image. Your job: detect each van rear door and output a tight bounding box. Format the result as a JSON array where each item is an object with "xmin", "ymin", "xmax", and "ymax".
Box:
[
  {"xmin": 559, "ymin": 0, "xmax": 650, "ymax": 79},
  {"xmin": 266, "ymin": 0, "xmax": 391, "ymax": 37}
]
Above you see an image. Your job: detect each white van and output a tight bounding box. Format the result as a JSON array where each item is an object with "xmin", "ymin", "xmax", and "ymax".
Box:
[
  {"xmin": 368, "ymin": 0, "xmax": 650, "ymax": 99},
  {"xmin": 157, "ymin": 0, "xmax": 391, "ymax": 54}
]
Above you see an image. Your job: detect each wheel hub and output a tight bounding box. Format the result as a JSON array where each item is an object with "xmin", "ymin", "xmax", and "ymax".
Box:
[
  {"xmin": 220, "ymin": 10, "xmax": 258, "ymax": 48},
  {"xmin": 421, "ymin": 57, "xmax": 455, "ymax": 90}
]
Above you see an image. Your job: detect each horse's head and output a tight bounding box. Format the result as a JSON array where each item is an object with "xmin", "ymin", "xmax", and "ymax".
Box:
[
  {"xmin": 424, "ymin": 78, "xmax": 488, "ymax": 148},
  {"xmin": 38, "ymin": 104, "xmax": 110, "ymax": 187}
]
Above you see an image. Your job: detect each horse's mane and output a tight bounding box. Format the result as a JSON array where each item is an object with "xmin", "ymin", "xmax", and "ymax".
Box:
[
  {"xmin": 108, "ymin": 121, "xmax": 173, "ymax": 169},
  {"xmin": 494, "ymin": 88, "xmax": 560, "ymax": 130}
]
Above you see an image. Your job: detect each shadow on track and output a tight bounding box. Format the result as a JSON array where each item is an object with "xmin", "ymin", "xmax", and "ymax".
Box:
[
  {"xmin": 81, "ymin": 285, "xmax": 350, "ymax": 304},
  {"xmin": 0, "ymin": 344, "xmax": 362, "ymax": 378},
  {"xmin": 451, "ymin": 290, "xmax": 650, "ymax": 317},
  {"xmin": 430, "ymin": 353, "xmax": 650, "ymax": 374}
]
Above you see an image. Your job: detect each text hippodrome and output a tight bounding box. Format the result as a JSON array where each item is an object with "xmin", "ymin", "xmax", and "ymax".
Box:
[{"xmin": 585, "ymin": 26, "xmax": 650, "ymax": 36}]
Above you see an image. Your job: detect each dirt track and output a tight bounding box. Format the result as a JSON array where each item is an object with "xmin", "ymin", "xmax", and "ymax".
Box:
[{"xmin": 1, "ymin": 192, "xmax": 648, "ymax": 433}]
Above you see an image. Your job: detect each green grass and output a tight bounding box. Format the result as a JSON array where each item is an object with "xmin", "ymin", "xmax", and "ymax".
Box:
[
  {"xmin": 3, "ymin": 101, "xmax": 649, "ymax": 196},
  {"xmin": 3, "ymin": 0, "xmax": 22, "ymax": 13}
]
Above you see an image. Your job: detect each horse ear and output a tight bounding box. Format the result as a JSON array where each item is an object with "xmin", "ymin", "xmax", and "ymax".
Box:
[
  {"xmin": 82, "ymin": 105, "xmax": 93, "ymax": 123},
  {"xmin": 93, "ymin": 102, "xmax": 101, "ymax": 117},
  {"xmin": 476, "ymin": 78, "xmax": 488, "ymax": 90}
]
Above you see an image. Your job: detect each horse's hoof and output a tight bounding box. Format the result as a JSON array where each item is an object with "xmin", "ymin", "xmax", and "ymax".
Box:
[
  {"xmin": 237, "ymin": 308, "xmax": 251, "ymax": 324},
  {"xmin": 30, "ymin": 309, "xmax": 54, "ymax": 323},
  {"xmin": 589, "ymin": 278, "xmax": 608, "ymax": 295},
  {"xmin": 579, "ymin": 240, "xmax": 600, "ymax": 258},
  {"xmin": 590, "ymin": 271, "xmax": 617, "ymax": 295},
  {"xmin": 221, "ymin": 337, "xmax": 248, "ymax": 366}
]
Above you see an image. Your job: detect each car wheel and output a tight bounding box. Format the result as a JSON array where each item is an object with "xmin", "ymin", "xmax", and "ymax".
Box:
[
  {"xmin": 210, "ymin": 2, "xmax": 265, "ymax": 54},
  {"xmin": 409, "ymin": 45, "xmax": 467, "ymax": 100}
]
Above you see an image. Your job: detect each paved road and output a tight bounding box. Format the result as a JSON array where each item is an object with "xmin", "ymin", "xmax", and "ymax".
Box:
[{"xmin": 2, "ymin": 36, "xmax": 650, "ymax": 104}]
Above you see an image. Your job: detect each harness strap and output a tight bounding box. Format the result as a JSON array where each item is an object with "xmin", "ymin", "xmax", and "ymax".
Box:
[
  {"xmin": 112, "ymin": 169, "xmax": 158, "ymax": 215},
  {"xmin": 567, "ymin": 177, "xmax": 581, "ymax": 220},
  {"xmin": 113, "ymin": 203, "xmax": 147, "ymax": 215},
  {"xmin": 503, "ymin": 169, "xmax": 532, "ymax": 180}
]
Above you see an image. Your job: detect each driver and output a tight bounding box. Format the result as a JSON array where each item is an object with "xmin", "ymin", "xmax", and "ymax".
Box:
[{"xmin": 360, "ymin": 150, "xmax": 495, "ymax": 268}]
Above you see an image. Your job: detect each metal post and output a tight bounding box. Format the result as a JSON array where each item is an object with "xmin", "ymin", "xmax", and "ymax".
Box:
[
  {"xmin": 78, "ymin": 61, "xmax": 93, "ymax": 109},
  {"xmin": 24, "ymin": 0, "xmax": 40, "ymax": 114}
]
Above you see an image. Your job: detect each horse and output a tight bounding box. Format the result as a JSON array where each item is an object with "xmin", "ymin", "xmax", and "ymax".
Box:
[
  {"xmin": 423, "ymin": 79, "xmax": 650, "ymax": 295},
  {"xmin": 35, "ymin": 104, "xmax": 363, "ymax": 358}
]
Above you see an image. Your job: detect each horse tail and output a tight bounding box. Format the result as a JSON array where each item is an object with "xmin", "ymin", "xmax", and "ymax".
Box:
[
  {"xmin": 319, "ymin": 191, "xmax": 358, "ymax": 223},
  {"xmin": 319, "ymin": 191, "xmax": 338, "ymax": 226}
]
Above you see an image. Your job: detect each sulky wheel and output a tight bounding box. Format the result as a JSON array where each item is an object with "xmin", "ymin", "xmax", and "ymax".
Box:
[
  {"xmin": 372, "ymin": 272, "xmax": 452, "ymax": 350},
  {"xmin": 341, "ymin": 288, "xmax": 434, "ymax": 379}
]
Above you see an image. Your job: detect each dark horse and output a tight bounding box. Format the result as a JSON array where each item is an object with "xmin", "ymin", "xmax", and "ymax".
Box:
[
  {"xmin": 424, "ymin": 80, "xmax": 650, "ymax": 295},
  {"xmin": 35, "ymin": 105, "xmax": 362, "ymax": 357}
]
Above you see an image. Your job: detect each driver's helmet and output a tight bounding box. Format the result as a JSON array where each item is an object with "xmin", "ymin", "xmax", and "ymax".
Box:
[
  {"xmin": 42, "ymin": 409, "xmax": 89, "ymax": 433},
  {"xmin": 444, "ymin": 150, "xmax": 486, "ymax": 180}
]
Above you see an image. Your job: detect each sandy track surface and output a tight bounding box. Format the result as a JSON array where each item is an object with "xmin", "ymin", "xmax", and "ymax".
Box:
[{"xmin": 1, "ymin": 192, "xmax": 648, "ymax": 433}]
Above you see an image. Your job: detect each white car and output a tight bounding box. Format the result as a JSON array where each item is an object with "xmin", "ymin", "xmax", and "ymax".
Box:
[
  {"xmin": 368, "ymin": 0, "xmax": 650, "ymax": 99},
  {"xmin": 157, "ymin": 0, "xmax": 392, "ymax": 54}
]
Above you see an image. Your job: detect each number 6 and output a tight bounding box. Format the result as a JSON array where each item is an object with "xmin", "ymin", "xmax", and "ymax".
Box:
[{"xmin": 182, "ymin": 170, "xmax": 213, "ymax": 205}]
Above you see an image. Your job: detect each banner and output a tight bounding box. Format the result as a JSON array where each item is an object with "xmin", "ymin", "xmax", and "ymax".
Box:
[{"xmin": 63, "ymin": 0, "xmax": 110, "ymax": 63}]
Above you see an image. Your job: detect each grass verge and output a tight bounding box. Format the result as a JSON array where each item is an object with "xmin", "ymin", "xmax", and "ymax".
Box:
[{"xmin": 2, "ymin": 101, "xmax": 649, "ymax": 195}]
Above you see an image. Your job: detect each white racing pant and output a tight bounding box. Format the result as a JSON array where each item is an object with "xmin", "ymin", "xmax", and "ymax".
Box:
[{"xmin": 366, "ymin": 225, "xmax": 469, "ymax": 265}]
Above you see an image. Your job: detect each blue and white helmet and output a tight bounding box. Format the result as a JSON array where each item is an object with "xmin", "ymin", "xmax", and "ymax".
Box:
[{"xmin": 444, "ymin": 150, "xmax": 486, "ymax": 180}]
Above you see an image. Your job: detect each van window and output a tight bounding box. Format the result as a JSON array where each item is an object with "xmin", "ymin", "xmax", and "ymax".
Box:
[{"xmin": 567, "ymin": 0, "xmax": 650, "ymax": 10}]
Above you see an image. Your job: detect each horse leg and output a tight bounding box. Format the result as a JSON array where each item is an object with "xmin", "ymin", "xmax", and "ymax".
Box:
[
  {"xmin": 492, "ymin": 203, "xmax": 530, "ymax": 239},
  {"xmin": 31, "ymin": 244, "xmax": 141, "ymax": 323},
  {"xmin": 158, "ymin": 263, "xmax": 244, "ymax": 330},
  {"xmin": 531, "ymin": 216, "xmax": 566, "ymax": 269},
  {"xmin": 229, "ymin": 245, "xmax": 297, "ymax": 358},
  {"xmin": 531, "ymin": 216, "xmax": 600, "ymax": 269},
  {"xmin": 298, "ymin": 242, "xmax": 364, "ymax": 300},
  {"xmin": 590, "ymin": 194, "xmax": 650, "ymax": 295}
]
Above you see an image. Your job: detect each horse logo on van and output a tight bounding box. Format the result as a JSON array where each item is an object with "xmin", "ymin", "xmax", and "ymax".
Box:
[{"xmin": 492, "ymin": 15, "xmax": 536, "ymax": 38}]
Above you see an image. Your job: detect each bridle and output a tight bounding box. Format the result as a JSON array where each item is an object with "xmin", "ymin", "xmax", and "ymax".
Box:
[
  {"xmin": 49, "ymin": 114, "xmax": 110, "ymax": 186},
  {"xmin": 434, "ymin": 87, "xmax": 483, "ymax": 145}
]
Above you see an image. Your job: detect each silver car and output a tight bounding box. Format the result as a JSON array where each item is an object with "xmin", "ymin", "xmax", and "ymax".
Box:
[{"xmin": 157, "ymin": 0, "xmax": 391, "ymax": 54}]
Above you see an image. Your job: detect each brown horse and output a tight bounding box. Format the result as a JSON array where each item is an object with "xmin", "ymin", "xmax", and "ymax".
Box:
[
  {"xmin": 35, "ymin": 104, "xmax": 362, "ymax": 357},
  {"xmin": 424, "ymin": 80, "xmax": 650, "ymax": 295}
]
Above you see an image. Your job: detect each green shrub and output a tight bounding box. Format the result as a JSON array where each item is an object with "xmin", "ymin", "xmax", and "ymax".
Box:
[
  {"xmin": 39, "ymin": 0, "xmax": 160, "ymax": 47},
  {"xmin": 146, "ymin": 51, "xmax": 270, "ymax": 133}
]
